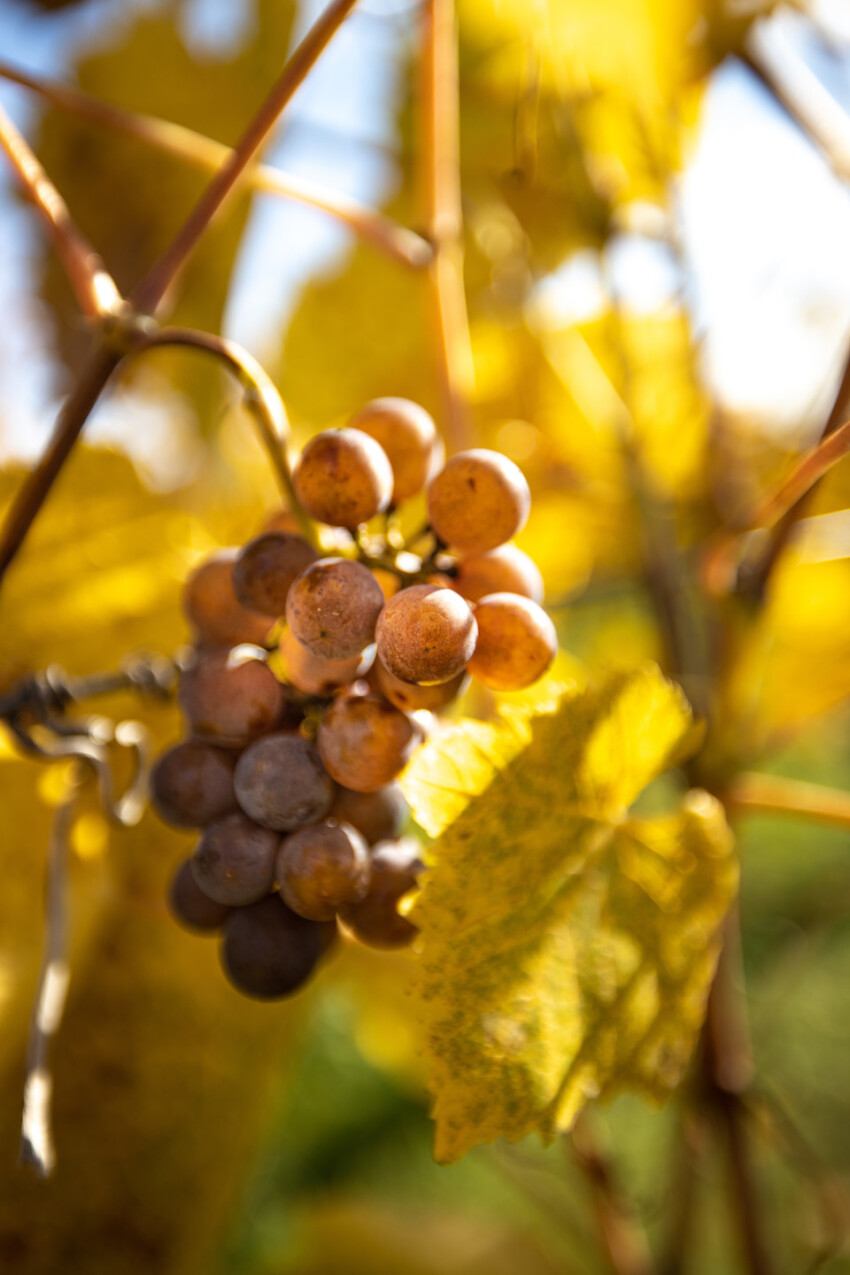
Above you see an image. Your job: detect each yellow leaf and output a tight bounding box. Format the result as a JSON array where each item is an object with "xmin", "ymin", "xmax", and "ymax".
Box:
[{"xmin": 404, "ymin": 665, "xmax": 736, "ymax": 1162}]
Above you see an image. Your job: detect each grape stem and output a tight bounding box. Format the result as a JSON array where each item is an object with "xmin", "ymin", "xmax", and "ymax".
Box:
[
  {"xmin": 0, "ymin": 60, "xmax": 433, "ymax": 271},
  {"xmin": 419, "ymin": 0, "xmax": 475, "ymax": 452},
  {"xmin": 125, "ymin": 325, "xmax": 317, "ymax": 546},
  {"xmin": 0, "ymin": 0, "xmax": 357, "ymax": 586},
  {"xmin": 0, "ymin": 98, "xmax": 124, "ymax": 321}
]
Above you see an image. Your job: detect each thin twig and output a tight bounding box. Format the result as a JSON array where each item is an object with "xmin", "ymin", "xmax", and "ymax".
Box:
[
  {"xmin": 19, "ymin": 765, "xmax": 81, "ymax": 1176},
  {"xmin": 0, "ymin": 99, "xmax": 123, "ymax": 320},
  {"xmin": 726, "ymin": 772, "xmax": 850, "ymax": 832},
  {"xmin": 703, "ymin": 919, "xmax": 773, "ymax": 1275},
  {"xmin": 0, "ymin": 59, "xmax": 432, "ymax": 270},
  {"xmin": 571, "ymin": 1115, "xmax": 656, "ymax": 1275},
  {"xmin": 127, "ymin": 326, "xmax": 316, "ymax": 545},
  {"xmin": 132, "ymin": 0, "xmax": 360, "ymax": 315},
  {"xmin": 419, "ymin": 0, "xmax": 474, "ymax": 451},
  {"xmin": 0, "ymin": 343, "xmax": 123, "ymax": 585}
]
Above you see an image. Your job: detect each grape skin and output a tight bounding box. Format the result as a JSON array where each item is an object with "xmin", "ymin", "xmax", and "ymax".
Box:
[
  {"xmin": 452, "ymin": 543, "xmax": 543, "ymax": 605},
  {"xmin": 178, "ymin": 647, "xmax": 283, "ymax": 749},
  {"xmin": 329, "ymin": 782, "xmax": 409, "ymax": 845},
  {"xmin": 348, "ymin": 397, "xmax": 442, "ymax": 504},
  {"xmin": 371, "ymin": 658, "xmax": 468, "ymax": 712},
  {"xmin": 293, "ymin": 428, "xmax": 393, "ymax": 528},
  {"xmin": 427, "ymin": 450, "xmax": 531, "ymax": 554},
  {"xmin": 286, "ymin": 557, "xmax": 384, "ymax": 660},
  {"xmin": 276, "ymin": 821, "xmax": 370, "ymax": 921},
  {"xmin": 234, "ymin": 732, "xmax": 335, "ymax": 831},
  {"xmin": 220, "ymin": 894, "xmax": 322, "ymax": 999},
  {"xmin": 183, "ymin": 551, "xmax": 274, "ymax": 648},
  {"xmin": 375, "ymin": 584, "xmax": 476, "ymax": 685},
  {"xmin": 191, "ymin": 812, "xmax": 279, "ymax": 906},
  {"xmin": 318, "ymin": 686, "xmax": 423, "ymax": 792},
  {"xmin": 280, "ymin": 628, "xmax": 374, "ymax": 697},
  {"xmin": 341, "ymin": 838, "xmax": 423, "ymax": 949},
  {"xmin": 232, "ymin": 532, "xmax": 318, "ymax": 617},
  {"xmin": 169, "ymin": 859, "xmax": 232, "ymax": 932},
  {"xmin": 467, "ymin": 592, "xmax": 557, "ymax": 690},
  {"xmin": 150, "ymin": 740, "xmax": 238, "ymax": 828}
]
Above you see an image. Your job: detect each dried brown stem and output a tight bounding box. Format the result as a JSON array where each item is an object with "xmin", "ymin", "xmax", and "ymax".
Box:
[
  {"xmin": 0, "ymin": 99, "xmax": 123, "ymax": 320},
  {"xmin": 0, "ymin": 59, "xmax": 431, "ymax": 270},
  {"xmin": 571, "ymin": 1115, "xmax": 656, "ymax": 1275},
  {"xmin": 132, "ymin": 0, "xmax": 359, "ymax": 315},
  {"xmin": 19, "ymin": 765, "xmax": 81, "ymax": 1176},
  {"xmin": 726, "ymin": 772, "xmax": 850, "ymax": 831},
  {"xmin": 419, "ymin": 0, "xmax": 474, "ymax": 451}
]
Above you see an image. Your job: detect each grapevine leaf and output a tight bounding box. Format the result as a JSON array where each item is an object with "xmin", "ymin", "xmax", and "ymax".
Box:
[{"xmin": 403, "ymin": 664, "xmax": 736, "ymax": 1163}]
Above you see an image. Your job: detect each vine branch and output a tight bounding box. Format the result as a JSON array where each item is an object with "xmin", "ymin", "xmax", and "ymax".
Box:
[
  {"xmin": 726, "ymin": 772, "xmax": 850, "ymax": 832},
  {"xmin": 571, "ymin": 1115, "xmax": 656, "ymax": 1275},
  {"xmin": 132, "ymin": 0, "xmax": 359, "ymax": 315},
  {"xmin": 419, "ymin": 0, "xmax": 475, "ymax": 452},
  {"xmin": 0, "ymin": 98, "xmax": 123, "ymax": 320},
  {"xmin": 0, "ymin": 59, "xmax": 431, "ymax": 270}
]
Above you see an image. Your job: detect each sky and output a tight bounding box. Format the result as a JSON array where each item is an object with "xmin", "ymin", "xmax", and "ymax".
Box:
[{"xmin": 1, "ymin": 0, "xmax": 850, "ymax": 470}]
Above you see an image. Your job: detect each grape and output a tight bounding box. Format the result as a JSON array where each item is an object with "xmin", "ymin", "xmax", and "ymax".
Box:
[
  {"xmin": 234, "ymin": 732, "xmax": 335, "ymax": 831},
  {"xmin": 179, "ymin": 646, "xmax": 283, "ymax": 749},
  {"xmin": 276, "ymin": 821, "xmax": 370, "ymax": 921},
  {"xmin": 293, "ymin": 428, "xmax": 393, "ymax": 528},
  {"xmin": 371, "ymin": 658, "xmax": 468, "ymax": 712},
  {"xmin": 452, "ymin": 544, "xmax": 543, "ymax": 604},
  {"xmin": 261, "ymin": 508, "xmax": 300, "ymax": 535},
  {"xmin": 168, "ymin": 859, "xmax": 232, "ymax": 932},
  {"xmin": 150, "ymin": 740, "xmax": 238, "ymax": 828},
  {"xmin": 183, "ymin": 551, "xmax": 274, "ymax": 648},
  {"xmin": 220, "ymin": 894, "xmax": 322, "ymax": 999},
  {"xmin": 371, "ymin": 567, "xmax": 401, "ymax": 602},
  {"xmin": 341, "ymin": 838, "xmax": 423, "ymax": 949},
  {"xmin": 467, "ymin": 593, "xmax": 557, "ymax": 690},
  {"xmin": 232, "ymin": 532, "xmax": 318, "ymax": 617},
  {"xmin": 318, "ymin": 686, "xmax": 423, "ymax": 792},
  {"xmin": 280, "ymin": 628, "xmax": 374, "ymax": 697},
  {"xmin": 285, "ymin": 558, "xmax": 384, "ymax": 660},
  {"xmin": 375, "ymin": 584, "xmax": 476, "ymax": 685},
  {"xmin": 348, "ymin": 397, "xmax": 442, "ymax": 504},
  {"xmin": 329, "ymin": 782, "xmax": 409, "ymax": 845},
  {"xmin": 427, "ymin": 450, "xmax": 531, "ymax": 553},
  {"xmin": 191, "ymin": 812, "xmax": 279, "ymax": 906}
]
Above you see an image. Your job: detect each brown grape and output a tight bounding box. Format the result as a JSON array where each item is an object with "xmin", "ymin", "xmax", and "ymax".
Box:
[
  {"xmin": 285, "ymin": 557, "xmax": 384, "ymax": 660},
  {"xmin": 261, "ymin": 508, "xmax": 300, "ymax": 535},
  {"xmin": 169, "ymin": 859, "xmax": 232, "ymax": 932},
  {"xmin": 220, "ymin": 894, "xmax": 322, "ymax": 999},
  {"xmin": 293, "ymin": 428, "xmax": 393, "ymax": 528},
  {"xmin": 371, "ymin": 658, "xmax": 468, "ymax": 712},
  {"xmin": 234, "ymin": 732, "xmax": 335, "ymax": 831},
  {"xmin": 341, "ymin": 838, "xmax": 423, "ymax": 949},
  {"xmin": 178, "ymin": 647, "xmax": 283, "ymax": 749},
  {"xmin": 183, "ymin": 551, "xmax": 274, "ymax": 648},
  {"xmin": 150, "ymin": 740, "xmax": 238, "ymax": 828},
  {"xmin": 467, "ymin": 593, "xmax": 557, "ymax": 690},
  {"xmin": 329, "ymin": 782, "xmax": 409, "ymax": 845},
  {"xmin": 276, "ymin": 821, "xmax": 370, "ymax": 921},
  {"xmin": 348, "ymin": 397, "xmax": 441, "ymax": 504},
  {"xmin": 232, "ymin": 532, "xmax": 318, "ymax": 617},
  {"xmin": 427, "ymin": 450, "xmax": 531, "ymax": 553},
  {"xmin": 280, "ymin": 628, "xmax": 373, "ymax": 697},
  {"xmin": 318, "ymin": 686, "xmax": 423, "ymax": 792},
  {"xmin": 452, "ymin": 543, "xmax": 543, "ymax": 604},
  {"xmin": 191, "ymin": 812, "xmax": 279, "ymax": 906},
  {"xmin": 375, "ymin": 584, "xmax": 476, "ymax": 685}
]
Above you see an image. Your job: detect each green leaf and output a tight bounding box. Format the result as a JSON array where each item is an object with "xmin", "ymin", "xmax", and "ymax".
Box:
[{"xmin": 402, "ymin": 664, "xmax": 736, "ymax": 1163}]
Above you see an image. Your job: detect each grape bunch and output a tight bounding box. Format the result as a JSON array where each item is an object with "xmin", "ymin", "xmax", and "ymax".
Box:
[{"xmin": 151, "ymin": 397, "xmax": 556, "ymax": 1000}]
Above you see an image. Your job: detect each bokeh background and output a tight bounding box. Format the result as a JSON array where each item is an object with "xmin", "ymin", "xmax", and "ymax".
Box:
[{"xmin": 0, "ymin": 0, "xmax": 849, "ymax": 1271}]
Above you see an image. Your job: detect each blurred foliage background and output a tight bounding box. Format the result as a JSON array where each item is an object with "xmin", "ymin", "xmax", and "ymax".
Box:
[{"xmin": 0, "ymin": 0, "xmax": 848, "ymax": 1270}]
